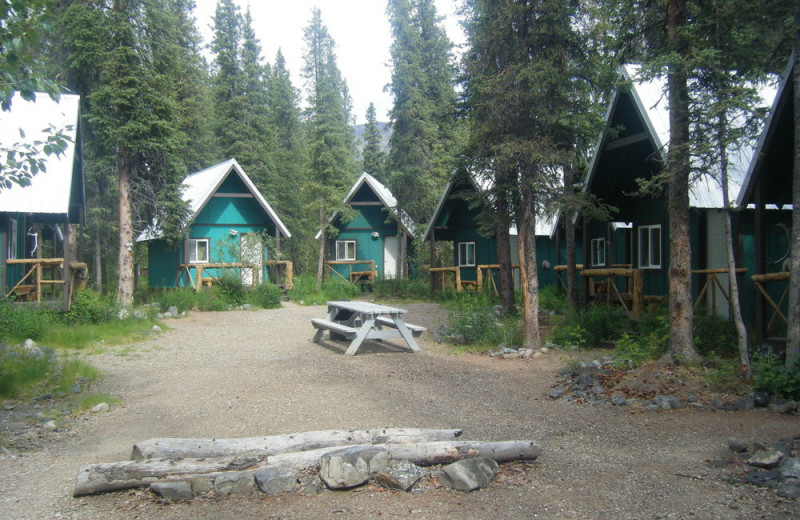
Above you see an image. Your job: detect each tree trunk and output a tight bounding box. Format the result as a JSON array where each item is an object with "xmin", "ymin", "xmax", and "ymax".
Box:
[
  {"xmin": 786, "ymin": 9, "xmax": 800, "ymax": 368},
  {"xmin": 131, "ymin": 428, "xmax": 464, "ymax": 460},
  {"xmin": 518, "ymin": 178, "xmax": 541, "ymax": 349},
  {"xmin": 94, "ymin": 233, "xmax": 102, "ymax": 290},
  {"xmin": 496, "ymin": 223, "xmax": 515, "ymax": 313},
  {"xmin": 565, "ymin": 212, "xmax": 578, "ymax": 311},
  {"xmin": 316, "ymin": 210, "xmax": 326, "ymax": 291},
  {"xmin": 75, "ymin": 440, "xmax": 542, "ymax": 496},
  {"xmin": 117, "ymin": 147, "xmax": 134, "ymax": 307},
  {"xmin": 665, "ymin": 0, "xmax": 699, "ymax": 362}
]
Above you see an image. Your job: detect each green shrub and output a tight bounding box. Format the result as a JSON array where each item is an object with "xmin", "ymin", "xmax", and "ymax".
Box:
[
  {"xmin": 751, "ymin": 346, "xmax": 800, "ymax": 400},
  {"xmin": 247, "ymin": 283, "xmax": 283, "ymax": 309},
  {"xmin": 215, "ymin": 275, "xmax": 246, "ymax": 306},
  {"xmin": 287, "ymin": 274, "xmax": 320, "ymax": 304},
  {"xmin": 322, "ymin": 278, "xmax": 362, "ymax": 301},
  {"xmin": 373, "ymin": 278, "xmax": 430, "ymax": 299},
  {"xmin": 63, "ymin": 289, "xmax": 115, "ymax": 325},
  {"xmin": 538, "ymin": 285, "xmax": 567, "ymax": 313},
  {"xmin": 445, "ymin": 292, "xmax": 501, "ymax": 345},
  {"xmin": 151, "ymin": 288, "xmax": 197, "ymax": 313},
  {"xmin": 0, "ymin": 303, "xmax": 53, "ymax": 342},
  {"xmin": 693, "ymin": 311, "xmax": 737, "ymax": 358},
  {"xmin": 0, "ymin": 347, "xmax": 54, "ymax": 397},
  {"xmin": 547, "ymin": 304, "xmax": 631, "ymax": 348},
  {"xmin": 57, "ymin": 359, "xmax": 100, "ymax": 393},
  {"xmin": 192, "ymin": 288, "xmax": 229, "ymax": 311},
  {"xmin": 612, "ymin": 330, "xmax": 666, "ymax": 369}
]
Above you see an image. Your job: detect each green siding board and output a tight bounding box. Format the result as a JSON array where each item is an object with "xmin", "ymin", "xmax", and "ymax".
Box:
[{"xmin": 148, "ymin": 240, "xmax": 179, "ymax": 288}]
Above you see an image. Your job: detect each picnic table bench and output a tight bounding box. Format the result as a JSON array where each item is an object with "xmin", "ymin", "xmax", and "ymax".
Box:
[{"xmin": 311, "ymin": 301, "xmax": 425, "ymax": 355}]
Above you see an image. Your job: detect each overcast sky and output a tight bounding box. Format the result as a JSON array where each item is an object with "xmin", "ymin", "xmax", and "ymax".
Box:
[{"xmin": 193, "ymin": 0, "xmax": 466, "ymax": 125}]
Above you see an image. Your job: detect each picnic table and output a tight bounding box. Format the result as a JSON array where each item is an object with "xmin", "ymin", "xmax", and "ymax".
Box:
[{"xmin": 311, "ymin": 301, "xmax": 425, "ymax": 355}]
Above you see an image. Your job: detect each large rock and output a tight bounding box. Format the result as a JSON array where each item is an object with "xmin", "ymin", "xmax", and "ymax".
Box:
[
  {"xmin": 376, "ymin": 460, "xmax": 427, "ymax": 492},
  {"xmin": 437, "ymin": 456, "xmax": 499, "ymax": 492},
  {"xmin": 654, "ymin": 395, "xmax": 682, "ymax": 410},
  {"xmin": 319, "ymin": 446, "xmax": 389, "ymax": 489},
  {"xmin": 213, "ymin": 472, "xmax": 255, "ymax": 495},
  {"xmin": 778, "ymin": 457, "xmax": 800, "ymax": 479},
  {"xmin": 150, "ymin": 481, "xmax": 193, "ymax": 500},
  {"xmin": 255, "ymin": 466, "xmax": 298, "ymax": 495}
]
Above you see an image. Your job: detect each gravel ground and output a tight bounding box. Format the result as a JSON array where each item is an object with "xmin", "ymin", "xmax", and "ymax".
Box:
[{"xmin": 1, "ymin": 300, "xmax": 798, "ymax": 520}]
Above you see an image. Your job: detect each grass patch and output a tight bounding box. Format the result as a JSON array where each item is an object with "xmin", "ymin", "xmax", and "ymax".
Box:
[
  {"xmin": 78, "ymin": 393, "xmax": 121, "ymax": 412},
  {"xmin": 39, "ymin": 319, "xmax": 159, "ymax": 350},
  {"xmin": 288, "ymin": 275, "xmax": 362, "ymax": 305},
  {"xmin": 57, "ymin": 359, "xmax": 100, "ymax": 393},
  {"xmin": 0, "ymin": 351, "xmax": 54, "ymax": 398}
]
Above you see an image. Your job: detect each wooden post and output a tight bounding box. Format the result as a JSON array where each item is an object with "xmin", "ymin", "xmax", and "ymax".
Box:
[
  {"xmin": 195, "ymin": 265, "xmax": 203, "ymax": 292},
  {"xmin": 286, "ymin": 261, "xmax": 293, "ymax": 290},
  {"xmin": 632, "ymin": 268, "xmax": 644, "ymax": 318},
  {"xmin": 455, "ymin": 267, "xmax": 462, "ymax": 291},
  {"xmin": 754, "ymin": 183, "xmax": 766, "ymax": 338},
  {"xmin": 477, "ymin": 266, "xmax": 483, "ymax": 288}
]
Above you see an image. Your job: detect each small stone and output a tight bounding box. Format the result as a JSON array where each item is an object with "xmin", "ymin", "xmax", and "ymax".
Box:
[
  {"xmin": 42, "ymin": 420, "xmax": 57, "ymax": 431},
  {"xmin": 548, "ymin": 389, "xmax": 565, "ymax": 400},
  {"xmin": 151, "ymin": 325, "xmax": 162, "ymax": 332},
  {"xmin": 151, "ymin": 481, "xmax": 193, "ymax": 500},
  {"xmin": 654, "ymin": 395, "xmax": 682, "ymax": 410},
  {"xmin": 728, "ymin": 438, "xmax": 748, "ymax": 453},
  {"xmin": 779, "ymin": 457, "xmax": 800, "ymax": 479},
  {"xmin": 745, "ymin": 470, "xmax": 781, "ymax": 488},
  {"xmin": 32, "ymin": 393, "xmax": 53, "ymax": 402},
  {"xmin": 90, "ymin": 402, "xmax": 110, "ymax": 413},
  {"xmin": 752, "ymin": 391, "xmax": 771, "ymax": 407},
  {"xmin": 214, "ymin": 472, "xmax": 254, "ymax": 495},
  {"xmin": 502, "ymin": 352, "xmax": 521, "ymax": 360},
  {"xmin": 747, "ymin": 450, "xmax": 784, "ymax": 469},
  {"xmin": 255, "ymin": 466, "xmax": 297, "ymax": 495},
  {"xmin": 376, "ymin": 460, "xmax": 428, "ymax": 491},
  {"xmin": 730, "ymin": 397, "xmax": 755, "ymax": 411},
  {"xmin": 611, "ymin": 396, "xmax": 627, "ymax": 406},
  {"xmin": 776, "ymin": 480, "xmax": 800, "ymax": 499},
  {"xmin": 438, "ymin": 456, "xmax": 499, "ymax": 492},
  {"xmin": 707, "ymin": 460, "xmax": 731, "ymax": 469},
  {"xmin": 167, "ymin": 306, "xmax": 179, "ymax": 316},
  {"xmin": 319, "ymin": 446, "xmax": 389, "ymax": 489},
  {"xmin": 189, "ymin": 476, "xmax": 213, "ymax": 495},
  {"xmin": 768, "ymin": 399, "xmax": 798, "ymax": 414}
]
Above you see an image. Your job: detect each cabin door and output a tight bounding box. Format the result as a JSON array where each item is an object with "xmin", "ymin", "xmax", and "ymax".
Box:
[
  {"xmin": 240, "ymin": 233, "xmax": 262, "ymax": 286},
  {"xmin": 383, "ymin": 235, "xmax": 398, "ymax": 279}
]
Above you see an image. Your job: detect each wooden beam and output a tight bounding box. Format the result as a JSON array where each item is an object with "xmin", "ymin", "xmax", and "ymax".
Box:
[{"xmin": 604, "ymin": 131, "xmax": 649, "ymax": 151}]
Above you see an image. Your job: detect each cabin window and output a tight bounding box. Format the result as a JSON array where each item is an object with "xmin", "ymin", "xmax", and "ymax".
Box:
[
  {"xmin": 189, "ymin": 238, "xmax": 209, "ymax": 263},
  {"xmin": 336, "ymin": 240, "xmax": 356, "ymax": 261},
  {"xmin": 590, "ymin": 238, "xmax": 606, "ymax": 267},
  {"xmin": 458, "ymin": 242, "xmax": 476, "ymax": 267},
  {"xmin": 7, "ymin": 218, "xmax": 17, "ymax": 259},
  {"xmin": 638, "ymin": 225, "xmax": 661, "ymax": 269}
]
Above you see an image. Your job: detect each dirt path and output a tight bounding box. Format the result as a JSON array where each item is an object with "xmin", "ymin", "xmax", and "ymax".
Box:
[{"xmin": 1, "ymin": 301, "xmax": 798, "ymax": 519}]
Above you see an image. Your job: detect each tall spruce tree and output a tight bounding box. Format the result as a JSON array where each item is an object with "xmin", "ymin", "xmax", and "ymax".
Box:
[
  {"xmin": 361, "ymin": 102, "xmax": 386, "ymax": 179},
  {"xmin": 463, "ymin": 0, "xmax": 602, "ymax": 345},
  {"xmin": 301, "ymin": 8, "xmax": 357, "ymax": 288},
  {"xmin": 386, "ymin": 0, "xmax": 458, "ymax": 223}
]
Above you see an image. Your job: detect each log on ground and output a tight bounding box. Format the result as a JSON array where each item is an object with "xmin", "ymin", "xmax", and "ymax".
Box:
[
  {"xmin": 131, "ymin": 428, "xmax": 463, "ymax": 460},
  {"xmin": 77, "ymin": 439, "xmax": 541, "ymax": 496}
]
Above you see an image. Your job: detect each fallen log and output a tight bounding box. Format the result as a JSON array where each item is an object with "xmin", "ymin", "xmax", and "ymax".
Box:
[
  {"xmin": 131, "ymin": 428, "xmax": 464, "ymax": 460},
  {"xmin": 75, "ymin": 440, "xmax": 540, "ymax": 497}
]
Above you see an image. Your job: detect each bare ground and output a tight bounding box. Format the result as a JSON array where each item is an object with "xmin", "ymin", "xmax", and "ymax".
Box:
[{"xmin": 1, "ymin": 300, "xmax": 798, "ymax": 520}]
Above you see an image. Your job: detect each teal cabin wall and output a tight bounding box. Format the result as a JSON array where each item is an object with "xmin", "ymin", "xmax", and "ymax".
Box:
[
  {"xmin": 329, "ymin": 183, "xmax": 402, "ymax": 280},
  {"xmin": 736, "ymin": 208, "xmax": 791, "ymax": 334},
  {"xmin": 147, "ymin": 173, "xmax": 279, "ymax": 288}
]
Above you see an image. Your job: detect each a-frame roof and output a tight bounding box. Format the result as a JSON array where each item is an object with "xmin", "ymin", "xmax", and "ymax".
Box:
[
  {"xmin": 315, "ymin": 172, "xmax": 415, "ymax": 239},
  {"xmin": 736, "ymin": 55, "xmax": 794, "ymax": 207},
  {"xmin": 582, "ymin": 65, "xmax": 772, "ymax": 211},
  {"xmin": 422, "ymin": 171, "xmax": 555, "ymax": 243},
  {"xmin": 138, "ymin": 158, "xmax": 291, "ymax": 241},
  {"xmin": 0, "ymin": 92, "xmax": 83, "ymax": 220}
]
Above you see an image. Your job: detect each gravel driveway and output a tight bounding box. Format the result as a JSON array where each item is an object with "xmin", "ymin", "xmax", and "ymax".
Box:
[{"xmin": 1, "ymin": 301, "xmax": 798, "ymax": 519}]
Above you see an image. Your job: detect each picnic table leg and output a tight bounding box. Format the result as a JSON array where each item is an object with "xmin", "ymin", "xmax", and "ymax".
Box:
[
  {"xmin": 312, "ymin": 328, "xmax": 325, "ymax": 342},
  {"xmin": 344, "ymin": 317, "xmax": 375, "ymax": 356},
  {"xmin": 393, "ymin": 317, "xmax": 421, "ymax": 352}
]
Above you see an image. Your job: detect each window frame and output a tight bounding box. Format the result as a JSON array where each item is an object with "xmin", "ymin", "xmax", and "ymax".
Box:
[
  {"xmin": 335, "ymin": 239, "xmax": 356, "ymax": 261},
  {"xmin": 457, "ymin": 241, "xmax": 476, "ymax": 267},
  {"xmin": 590, "ymin": 237, "xmax": 606, "ymax": 267},
  {"xmin": 638, "ymin": 225, "xmax": 662, "ymax": 269},
  {"xmin": 188, "ymin": 238, "xmax": 210, "ymax": 264}
]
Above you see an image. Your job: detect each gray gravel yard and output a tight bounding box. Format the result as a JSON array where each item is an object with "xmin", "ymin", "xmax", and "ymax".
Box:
[{"xmin": 1, "ymin": 301, "xmax": 798, "ymax": 519}]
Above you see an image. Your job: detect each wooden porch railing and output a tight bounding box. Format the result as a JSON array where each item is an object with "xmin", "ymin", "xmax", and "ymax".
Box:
[
  {"xmin": 324, "ymin": 260, "xmax": 377, "ymax": 284},
  {"xmin": 179, "ymin": 261, "xmax": 294, "ymax": 292},
  {"xmin": 5, "ymin": 258, "xmax": 88, "ymax": 302},
  {"xmin": 692, "ymin": 268, "xmax": 747, "ymax": 312},
  {"xmin": 475, "ymin": 264, "xmax": 520, "ymax": 295},
  {"xmin": 751, "ymin": 271, "xmax": 790, "ymax": 329},
  {"xmin": 263, "ymin": 260, "xmax": 293, "ymax": 290},
  {"xmin": 580, "ymin": 268, "xmax": 644, "ymax": 318},
  {"xmin": 429, "ymin": 266, "xmax": 462, "ymax": 292}
]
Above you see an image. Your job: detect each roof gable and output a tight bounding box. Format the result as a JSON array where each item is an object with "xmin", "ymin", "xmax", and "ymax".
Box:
[
  {"xmin": 138, "ymin": 159, "xmax": 291, "ymax": 241},
  {"xmin": 0, "ymin": 92, "xmax": 82, "ymax": 218}
]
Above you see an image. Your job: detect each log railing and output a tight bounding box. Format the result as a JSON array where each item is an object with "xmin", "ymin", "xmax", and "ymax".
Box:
[
  {"xmin": 580, "ymin": 268, "xmax": 643, "ymax": 318},
  {"xmin": 429, "ymin": 266, "xmax": 462, "ymax": 292},
  {"xmin": 263, "ymin": 260, "xmax": 293, "ymax": 290},
  {"xmin": 475, "ymin": 264, "xmax": 520, "ymax": 295},
  {"xmin": 751, "ymin": 271, "xmax": 790, "ymax": 328},
  {"xmin": 324, "ymin": 260, "xmax": 377, "ymax": 284},
  {"xmin": 179, "ymin": 261, "xmax": 294, "ymax": 292},
  {"xmin": 691, "ymin": 268, "xmax": 747, "ymax": 312},
  {"xmin": 5, "ymin": 258, "xmax": 88, "ymax": 302}
]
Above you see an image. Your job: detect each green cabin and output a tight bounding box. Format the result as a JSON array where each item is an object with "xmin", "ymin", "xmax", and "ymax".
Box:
[
  {"xmin": 139, "ymin": 159, "xmax": 291, "ymax": 288},
  {"xmin": 579, "ymin": 65, "xmax": 772, "ymax": 314},
  {"xmin": 736, "ymin": 58, "xmax": 794, "ymax": 339},
  {"xmin": 321, "ymin": 173, "xmax": 414, "ymax": 281},
  {"xmin": 0, "ymin": 92, "xmax": 84, "ymax": 297},
  {"xmin": 423, "ymin": 171, "xmax": 558, "ymax": 289}
]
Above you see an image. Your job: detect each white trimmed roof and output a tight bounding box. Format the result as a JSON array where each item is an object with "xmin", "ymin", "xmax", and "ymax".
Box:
[
  {"xmin": 315, "ymin": 172, "xmax": 415, "ymax": 239},
  {"xmin": 422, "ymin": 173, "xmax": 555, "ymax": 243},
  {"xmin": 0, "ymin": 92, "xmax": 81, "ymax": 215},
  {"xmin": 138, "ymin": 158, "xmax": 291, "ymax": 241},
  {"xmin": 613, "ymin": 65, "xmax": 774, "ymax": 209}
]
